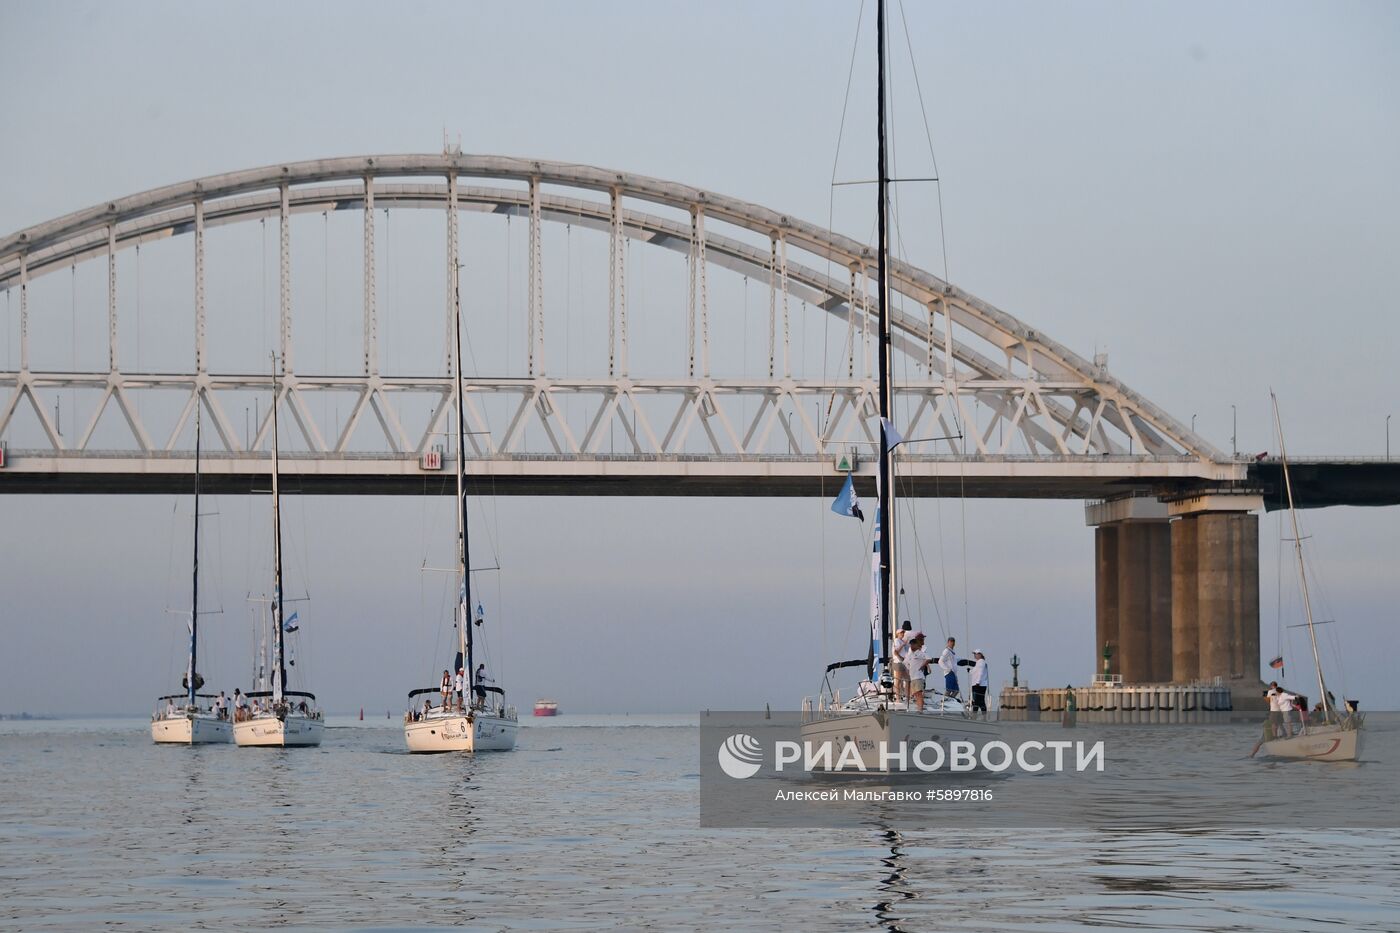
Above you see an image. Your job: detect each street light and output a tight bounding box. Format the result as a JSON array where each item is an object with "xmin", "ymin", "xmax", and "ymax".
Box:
[
  {"xmin": 1231, "ymin": 404, "xmax": 1237, "ymax": 457},
  {"xmin": 1388, "ymin": 414, "xmax": 1392, "ymax": 461},
  {"xmin": 1191, "ymin": 413, "xmax": 1197, "ymax": 434}
]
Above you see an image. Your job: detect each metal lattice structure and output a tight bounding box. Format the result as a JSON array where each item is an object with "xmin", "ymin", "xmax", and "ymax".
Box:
[{"xmin": 0, "ymin": 154, "xmax": 1244, "ymax": 497}]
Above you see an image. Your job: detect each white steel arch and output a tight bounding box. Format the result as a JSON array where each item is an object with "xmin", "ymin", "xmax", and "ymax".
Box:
[{"xmin": 0, "ymin": 154, "xmax": 1243, "ymax": 496}]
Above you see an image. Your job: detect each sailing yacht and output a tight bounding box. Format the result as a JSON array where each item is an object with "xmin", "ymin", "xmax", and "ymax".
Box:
[
  {"xmin": 799, "ymin": 0, "xmax": 1000, "ymax": 771},
  {"xmin": 403, "ymin": 263, "xmax": 518, "ymax": 753},
  {"xmin": 233, "ymin": 360, "xmax": 324, "ymax": 748},
  {"xmin": 1251, "ymin": 393, "xmax": 1362, "ymax": 762},
  {"xmin": 151, "ymin": 409, "xmax": 232, "ymax": 745}
]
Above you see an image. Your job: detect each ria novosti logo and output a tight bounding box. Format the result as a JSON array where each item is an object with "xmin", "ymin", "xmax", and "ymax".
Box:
[
  {"xmin": 717, "ymin": 733, "xmax": 764, "ymax": 779},
  {"xmin": 715, "ymin": 732, "xmax": 1105, "ymax": 778}
]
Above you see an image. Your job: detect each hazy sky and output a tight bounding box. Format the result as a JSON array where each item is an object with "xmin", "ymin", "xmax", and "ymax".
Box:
[{"xmin": 2, "ymin": 0, "xmax": 1397, "ymax": 714}]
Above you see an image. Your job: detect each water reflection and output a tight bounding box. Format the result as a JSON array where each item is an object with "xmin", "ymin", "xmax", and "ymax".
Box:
[
  {"xmin": 441, "ymin": 760, "xmax": 480, "ymax": 893},
  {"xmin": 871, "ymin": 822, "xmax": 916, "ymax": 933}
]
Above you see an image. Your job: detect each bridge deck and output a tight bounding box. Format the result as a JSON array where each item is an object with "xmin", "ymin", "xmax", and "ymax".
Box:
[
  {"xmin": 2, "ymin": 453, "xmax": 1390, "ymax": 507},
  {"xmin": 0, "ymin": 450, "xmax": 1248, "ymax": 501}
]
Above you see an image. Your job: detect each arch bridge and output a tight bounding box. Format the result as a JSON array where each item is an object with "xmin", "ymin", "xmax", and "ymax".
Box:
[{"xmin": 0, "ymin": 154, "xmax": 1244, "ymax": 500}]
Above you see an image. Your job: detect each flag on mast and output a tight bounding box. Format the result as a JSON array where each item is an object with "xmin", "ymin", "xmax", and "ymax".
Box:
[
  {"xmin": 880, "ymin": 417, "xmax": 904, "ymax": 450},
  {"xmin": 830, "ymin": 474, "xmax": 865, "ymax": 522}
]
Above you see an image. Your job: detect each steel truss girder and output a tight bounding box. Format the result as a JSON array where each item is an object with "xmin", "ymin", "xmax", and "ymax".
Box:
[
  {"xmin": 0, "ymin": 154, "xmax": 1223, "ymax": 464},
  {"xmin": 0, "ymin": 370, "xmax": 1224, "ymax": 469}
]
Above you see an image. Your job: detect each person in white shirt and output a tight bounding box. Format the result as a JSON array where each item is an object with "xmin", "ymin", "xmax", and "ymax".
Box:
[
  {"xmin": 1266, "ymin": 682, "xmax": 1295, "ymax": 737},
  {"xmin": 215, "ymin": 691, "xmax": 228, "ymax": 720},
  {"xmin": 165, "ymin": 699, "xmax": 177, "ymax": 718},
  {"xmin": 938, "ymin": 637, "xmax": 961, "ymax": 699},
  {"xmin": 454, "ymin": 668, "xmax": 466, "ymax": 710},
  {"xmin": 891, "ymin": 622, "xmax": 913, "ymax": 702},
  {"xmin": 958, "ymin": 650, "xmax": 989, "ymax": 715},
  {"xmin": 904, "ymin": 634, "xmax": 931, "ymax": 711},
  {"xmin": 474, "ymin": 663, "xmax": 495, "ymax": 708},
  {"xmin": 233, "ymin": 689, "xmax": 247, "ymax": 722}
]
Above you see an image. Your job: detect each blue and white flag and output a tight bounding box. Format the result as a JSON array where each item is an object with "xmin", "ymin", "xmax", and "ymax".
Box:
[
  {"xmin": 830, "ymin": 474, "xmax": 865, "ymax": 522},
  {"xmin": 880, "ymin": 417, "xmax": 904, "ymax": 450},
  {"xmin": 283, "ymin": 610, "xmax": 299, "ymax": 633},
  {"xmin": 476, "ymin": 602, "xmax": 485, "ymax": 622}
]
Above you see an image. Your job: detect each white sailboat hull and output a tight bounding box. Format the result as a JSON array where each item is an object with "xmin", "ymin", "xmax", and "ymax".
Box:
[
  {"xmin": 151, "ymin": 714, "xmax": 232, "ymax": 745},
  {"xmin": 1256, "ymin": 721, "xmax": 1362, "ymax": 762},
  {"xmin": 405, "ymin": 711, "xmax": 518, "ymax": 753},
  {"xmin": 801, "ymin": 706, "xmax": 1001, "ymax": 772},
  {"xmin": 234, "ymin": 715, "xmax": 324, "ymax": 747}
]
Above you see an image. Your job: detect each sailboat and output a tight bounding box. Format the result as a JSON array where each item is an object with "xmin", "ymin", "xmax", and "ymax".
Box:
[
  {"xmin": 233, "ymin": 358, "xmax": 324, "ymax": 748},
  {"xmin": 799, "ymin": 0, "xmax": 1000, "ymax": 771},
  {"xmin": 403, "ymin": 261, "xmax": 518, "ymax": 753},
  {"xmin": 1251, "ymin": 393, "xmax": 1362, "ymax": 762},
  {"xmin": 151, "ymin": 408, "xmax": 232, "ymax": 745}
]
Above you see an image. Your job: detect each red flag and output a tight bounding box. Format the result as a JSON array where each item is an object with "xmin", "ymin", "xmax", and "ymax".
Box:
[{"xmin": 1269, "ymin": 656, "xmax": 1285, "ymax": 669}]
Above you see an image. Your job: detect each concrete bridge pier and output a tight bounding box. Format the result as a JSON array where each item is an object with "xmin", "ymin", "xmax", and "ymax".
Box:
[
  {"xmin": 1089, "ymin": 498, "xmax": 1172, "ymax": 684},
  {"xmin": 1168, "ymin": 494, "xmax": 1264, "ymax": 710},
  {"xmin": 1087, "ymin": 494, "xmax": 1265, "ymax": 711}
]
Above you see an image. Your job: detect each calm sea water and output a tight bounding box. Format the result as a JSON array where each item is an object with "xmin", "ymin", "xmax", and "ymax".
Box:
[{"xmin": 2, "ymin": 714, "xmax": 1397, "ymax": 931}]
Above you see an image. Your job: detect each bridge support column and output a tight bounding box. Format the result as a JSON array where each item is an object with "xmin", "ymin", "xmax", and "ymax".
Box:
[
  {"xmin": 1094, "ymin": 524, "xmax": 1118, "ymax": 680},
  {"xmin": 1170, "ymin": 514, "xmax": 1199, "ymax": 681},
  {"xmin": 1086, "ymin": 497, "xmax": 1172, "ymax": 684},
  {"xmin": 1167, "ymin": 494, "xmax": 1264, "ymax": 710}
]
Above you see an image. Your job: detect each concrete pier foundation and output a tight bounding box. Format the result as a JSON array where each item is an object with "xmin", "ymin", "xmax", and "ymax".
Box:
[
  {"xmin": 1087, "ymin": 494, "xmax": 1264, "ymax": 712},
  {"xmin": 1112, "ymin": 521, "xmax": 1172, "ymax": 684},
  {"xmin": 1086, "ymin": 498, "xmax": 1171, "ymax": 682},
  {"xmin": 1170, "ymin": 514, "xmax": 1199, "ymax": 682},
  {"xmin": 1094, "ymin": 525, "xmax": 1118, "ymax": 681}
]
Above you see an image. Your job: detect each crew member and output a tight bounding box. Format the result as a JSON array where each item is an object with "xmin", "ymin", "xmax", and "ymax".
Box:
[
  {"xmin": 474, "ymin": 662, "xmax": 495, "ymax": 707},
  {"xmin": 938, "ymin": 637, "xmax": 961, "ymax": 700},
  {"xmin": 1266, "ymin": 682, "xmax": 1295, "ymax": 738},
  {"xmin": 892, "ymin": 621, "xmax": 913, "ymax": 702},
  {"xmin": 959, "ymin": 650, "xmax": 989, "ymax": 715},
  {"xmin": 905, "ymin": 634, "xmax": 930, "ymax": 711}
]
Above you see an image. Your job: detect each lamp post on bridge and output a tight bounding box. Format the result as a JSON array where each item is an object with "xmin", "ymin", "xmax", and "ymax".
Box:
[
  {"xmin": 1191, "ymin": 413, "xmax": 1196, "ymax": 434},
  {"xmin": 1387, "ymin": 414, "xmax": 1391, "ymax": 460},
  {"xmin": 1231, "ymin": 404, "xmax": 1237, "ymax": 457}
]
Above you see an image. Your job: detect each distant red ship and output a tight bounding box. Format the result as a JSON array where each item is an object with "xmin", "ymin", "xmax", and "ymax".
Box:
[{"xmin": 533, "ymin": 699, "xmax": 560, "ymax": 717}]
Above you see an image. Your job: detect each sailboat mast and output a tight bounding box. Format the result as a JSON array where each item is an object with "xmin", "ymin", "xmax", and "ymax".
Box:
[
  {"xmin": 452, "ymin": 269, "xmax": 473, "ymax": 690},
  {"xmin": 271, "ymin": 356, "xmax": 287, "ymax": 704},
  {"xmin": 189, "ymin": 407, "xmax": 201, "ymax": 708},
  {"xmin": 1271, "ymin": 392, "xmax": 1330, "ymax": 717},
  {"xmin": 874, "ymin": 0, "xmax": 895, "ymax": 682}
]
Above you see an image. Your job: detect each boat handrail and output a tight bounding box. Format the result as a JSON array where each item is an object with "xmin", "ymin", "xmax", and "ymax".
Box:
[{"xmin": 244, "ymin": 690, "xmax": 317, "ymax": 701}]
